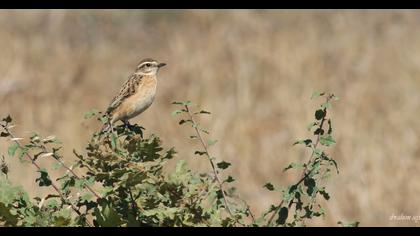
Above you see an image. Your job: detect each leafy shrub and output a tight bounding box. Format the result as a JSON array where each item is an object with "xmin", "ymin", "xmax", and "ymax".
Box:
[{"xmin": 0, "ymin": 93, "xmax": 351, "ymax": 227}]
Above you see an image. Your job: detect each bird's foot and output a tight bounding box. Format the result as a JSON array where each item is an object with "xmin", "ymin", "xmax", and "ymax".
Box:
[
  {"xmin": 123, "ymin": 121, "xmax": 133, "ymax": 131},
  {"xmin": 122, "ymin": 121, "xmax": 144, "ymax": 139}
]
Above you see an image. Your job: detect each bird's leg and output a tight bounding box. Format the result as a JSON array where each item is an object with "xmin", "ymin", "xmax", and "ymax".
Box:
[{"xmin": 123, "ymin": 119, "xmax": 131, "ymax": 130}]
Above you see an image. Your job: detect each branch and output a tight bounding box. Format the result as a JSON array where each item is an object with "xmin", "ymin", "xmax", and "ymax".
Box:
[
  {"xmin": 265, "ymin": 95, "xmax": 332, "ymax": 227},
  {"xmin": 0, "ymin": 123, "xmax": 93, "ymax": 227},
  {"xmin": 300, "ymin": 107, "xmax": 327, "ymax": 178},
  {"xmin": 184, "ymin": 105, "xmax": 236, "ymax": 221},
  {"xmin": 38, "ymin": 145, "xmax": 102, "ymax": 200}
]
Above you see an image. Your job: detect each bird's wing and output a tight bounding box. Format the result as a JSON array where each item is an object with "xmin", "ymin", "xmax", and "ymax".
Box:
[{"xmin": 106, "ymin": 74, "xmax": 142, "ymax": 115}]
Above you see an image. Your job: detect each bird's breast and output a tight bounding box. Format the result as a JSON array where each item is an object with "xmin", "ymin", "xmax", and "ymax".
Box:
[{"xmin": 128, "ymin": 77, "xmax": 157, "ymax": 118}]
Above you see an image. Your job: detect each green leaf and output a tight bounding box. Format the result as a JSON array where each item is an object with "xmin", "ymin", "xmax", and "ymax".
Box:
[
  {"xmin": 320, "ymin": 135, "xmax": 336, "ymax": 146},
  {"xmin": 314, "ymin": 128, "xmax": 324, "ymax": 135},
  {"xmin": 0, "ymin": 202, "xmax": 19, "ymax": 226},
  {"xmin": 30, "ymin": 134, "xmax": 40, "ymax": 143},
  {"xmin": 313, "ymin": 206, "xmax": 325, "ymax": 217},
  {"xmin": 276, "ymin": 207, "xmax": 288, "ymax": 225},
  {"xmin": 307, "ymin": 122, "xmax": 317, "ymax": 131},
  {"xmin": 36, "ymin": 168, "xmax": 52, "ymax": 187},
  {"xmin": 84, "ymin": 109, "xmax": 98, "ymax": 119},
  {"xmin": 59, "ymin": 175, "xmax": 75, "ymax": 191},
  {"xmin": 2, "ymin": 115, "xmax": 12, "ymax": 123},
  {"xmin": 18, "ymin": 147, "xmax": 29, "ymax": 162},
  {"xmin": 327, "ymin": 119, "xmax": 332, "ymax": 134},
  {"xmin": 33, "ymin": 151, "xmax": 45, "ymax": 161},
  {"xmin": 309, "ymin": 161, "xmax": 321, "ymax": 177},
  {"xmin": 183, "ymin": 101, "xmax": 192, "ymax": 106},
  {"xmin": 314, "ymin": 148, "xmax": 323, "ymax": 157},
  {"xmin": 311, "ymin": 91, "xmax": 325, "ymax": 99},
  {"xmin": 199, "ymin": 110, "xmax": 211, "ymax": 115},
  {"xmin": 85, "ymin": 176, "xmax": 95, "ymax": 186},
  {"xmin": 53, "ymin": 216, "xmax": 71, "ymax": 226},
  {"xmin": 283, "ymin": 162, "xmax": 304, "ymax": 172},
  {"xmin": 293, "ymin": 139, "xmax": 312, "ymax": 147},
  {"xmin": 110, "ymin": 133, "xmax": 117, "ymax": 149},
  {"xmin": 175, "ymin": 160, "xmax": 188, "ymax": 175},
  {"xmin": 171, "ymin": 101, "xmax": 183, "ymax": 105},
  {"xmin": 171, "ymin": 109, "xmax": 184, "ymax": 117},
  {"xmin": 194, "ymin": 151, "xmax": 207, "ymax": 156},
  {"xmin": 81, "ymin": 193, "xmax": 93, "ymax": 202},
  {"xmin": 94, "ymin": 203, "xmax": 123, "ymax": 227},
  {"xmin": 288, "ymin": 185, "xmax": 298, "ymax": 194},
  {"xmin": 46, "ymin": 199, "xmax": 59, "ymax": 209},
  {"xmin": 304, "ymin": 177, "xmax": 316, "ymax": 196},
  {"xmin": 179, "ymin": 119, "xmax": 191, "ymax": 125},
  {"xmin": 200, "ymin": 128, "xmax": 209, "ymax": 134},
  {"xmin": 338, "ymin": 221, "xmax": 360, "ymax": 227},
  {"xmin": 303, "ymin": 205, "xmax": 313, "ymax": 218},
  {"xmin": 217, "ymin": 161, "xmax": 231, "ymax": 170},
  {"xmin": 319, "ymin": 189, "xmax": 330, "ymax": 200},
  {"xmin": 225, "ymin": 176, "xmax": 235, "ymax": 183},
  {"xmin": 52, "ymin": 162, "xmax": 62, "ymax": 170},
  {"xmin": 321, "ymin": 101, "xmax": 331, "ymax": 109},
  {"xmin": 45, "ymin": 194, "xmax": 60, "ymax": 200},
  {"xmin": 263, "ymin": 182, "xmax": 275, "ymax": 191},
  {"xmin": 315, "ymin": 109, "xmax": 326, "ymax": 120},
  {"xmin": 75, "ymin": 179, "xmax": 85, "ymax": 189},
  {"xmin": 208, "ymin": 139, "xmax": 218, "ymax": 146},
  {"xmin": 8, "ymin": 143, "xmax": 19, "ymax": 157},
  {"xmin": 99, "ymin": 116, "xmax": 109, "ymax": 124},
  {"xmin": 101, "ymin": 186, "xmax": 113, "ymax": 196}
]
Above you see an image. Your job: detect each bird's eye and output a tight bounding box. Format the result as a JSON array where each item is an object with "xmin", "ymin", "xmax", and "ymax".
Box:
[{"xmin": 145, "ymin": 63, "xmax": 151, "ymax": 67}]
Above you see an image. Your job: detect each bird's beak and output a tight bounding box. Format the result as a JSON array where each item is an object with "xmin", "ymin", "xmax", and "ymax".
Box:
[{"xmin": 158, "ymin": 63, "xmax": 166, "ymax": 68}]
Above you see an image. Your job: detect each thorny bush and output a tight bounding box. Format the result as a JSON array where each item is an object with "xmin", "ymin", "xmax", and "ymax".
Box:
[{"xmin": 0, "ymin": 93, "xmax": 357, "ymax": 227}]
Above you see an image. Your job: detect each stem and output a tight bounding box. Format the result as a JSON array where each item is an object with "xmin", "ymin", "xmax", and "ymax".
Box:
[
  {"xmin": 266, "ymin": 200, "xmax": 284, "ymax": 227},
  {"xmin": 1, "ymin": 123, "xmax": 93, "ymax": 227},
  {"xmin": 128, "ymin": 187, "xmax": 142, "ymax": 216},
  {"xmin": 265, "ymin": 95, "xmax": 332, "ymax": 227},
  {"xmin": 239, "ymin": 198, "xmax": 256, "ymax": 224},
  {"xmin": 184, "ymin": 105, "xmax": 236, "ymax": 221},
  {"xmin": 300, "ymin": 108, "xmax": 327, "ymax": 178},
  {"xmin": 38, "ymin": 145, "xmax": 102, "ymax": 200},
  {"xmin": 266, "ymin": 160, "xmax": 323, "ymax": 227}
]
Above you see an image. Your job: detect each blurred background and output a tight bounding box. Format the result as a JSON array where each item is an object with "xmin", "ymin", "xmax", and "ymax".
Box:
[{"xmin": 1, "ymin": 10, "xmax": 420, "ymax": 226}]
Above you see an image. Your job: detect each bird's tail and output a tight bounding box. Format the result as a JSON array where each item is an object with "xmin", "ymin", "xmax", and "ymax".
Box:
[{"xmin": 99, "ymin": 113, "xmax": 113, "ymax": 136}]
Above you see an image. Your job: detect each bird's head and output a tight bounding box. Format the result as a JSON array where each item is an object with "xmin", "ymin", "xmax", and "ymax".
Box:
[{"xmin": 134, "ymin": 58, "xmax": 166, "ymax": 76}]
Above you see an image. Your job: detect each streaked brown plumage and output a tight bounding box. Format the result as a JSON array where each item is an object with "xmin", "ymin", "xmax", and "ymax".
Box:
[{"xmin": 101, "ymin": 58, "xmax": 166, "ymax": 132}]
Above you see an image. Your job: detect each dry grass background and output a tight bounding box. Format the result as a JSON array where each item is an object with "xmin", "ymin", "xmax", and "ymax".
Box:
[{"xmin": 1, "ymin": 10, "xmax": 420, "ymax": 226}]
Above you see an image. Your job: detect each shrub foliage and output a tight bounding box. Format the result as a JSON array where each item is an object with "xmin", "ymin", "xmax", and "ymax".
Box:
[{"xmin": 0, "ymin": 93, "xmax": 350, "ymax": 227}]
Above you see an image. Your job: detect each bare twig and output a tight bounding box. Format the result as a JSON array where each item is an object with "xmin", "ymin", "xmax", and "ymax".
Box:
[
  {"xmin": 239, "ymin": 197, "xmax": 256, "ymax": 224},
  {"xmin": 266, "ymin": 200, "xmax": 284, "ymax": 227},
  {"xmin": 38, "ymin": 145, "xmax": 102, "ymax": 200}
]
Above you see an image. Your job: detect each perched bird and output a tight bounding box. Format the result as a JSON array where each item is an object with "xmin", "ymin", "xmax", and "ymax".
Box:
[{"xmin": 101, "ymin": 58, "xmax": 166, "ymax": 133}]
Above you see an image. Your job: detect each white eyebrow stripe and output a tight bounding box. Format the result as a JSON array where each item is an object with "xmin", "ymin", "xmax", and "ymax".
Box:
[{"xmin": 138, "ymin": 61, "xmax": 158, "ymax": 68}]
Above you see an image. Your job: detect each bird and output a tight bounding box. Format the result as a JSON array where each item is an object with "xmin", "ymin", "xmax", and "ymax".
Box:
[{"xmin": 101, "ymin": 58, "xmax": 166, "ymax": 133}]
